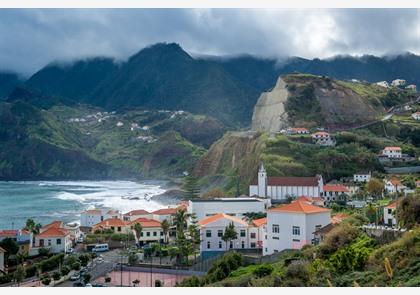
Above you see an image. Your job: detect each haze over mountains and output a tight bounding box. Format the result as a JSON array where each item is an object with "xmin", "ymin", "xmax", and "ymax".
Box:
[{"xmin": 1, "ymin": 42, "xmax": 420, "ymax": 126}]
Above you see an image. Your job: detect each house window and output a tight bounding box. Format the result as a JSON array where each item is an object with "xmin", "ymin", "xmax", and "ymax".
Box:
[
  {"xmin": 48, "ymin": 239, "xmax": 51, "ymax": 246},
  {"xmin": 117, "ymin": 227, "xmax": 121, "ymax": 232},
  {"xmin": 56, "ymin": 238, "xmax": 61, "ymax": 245},
  {"xmin": 251, "ymin": 242, "xmax": 256, "ymax": 248},
  {"xmin": 140, "ymin": 232, "xmax": 144, "ymax": 237},
  {"xmin": 146, "ymin": 232, "xmax": 150, "ymax": 237},
  {"xmin": 241, "ymin": 241, "xmax": 245, "ymax": 249},
  {"xmin": 111, "ymin": 226, "xmax": 115, "ymax": 231},
  {"xmin": 292, "ymin": 226, "xmax": 300, "ymax": 236},
  {"xmin": 272, "ymin": 237, "xmax": 279, "ymax": 240},
  {"xmin": 250, "ymin": 233, "xmax": 256, "ymax": 239},
  {"xmin": 153, "ymin": 232, "xmax": 157, "ymax": 236},
  {"xmin": 265, "ymin": 248, "xmax": 268, "ymax": 252},
  {"xmin": 229, "ymin": 241, "xmax": 233, "ymax": 249},
  {"xmin": 219, "ymin": 241, "xmax": 222, "ymax": 249},
  {"xmin": 388, "ymin": 209, "xmax": 392, "ymax": 214},
  {"xmin": 217, "ymin": 230, "xmax": 223, "ymax": 237},
  {"xmin": 272, "ymin": 224, "xmax": 279, "ymax": 233},
  {"xmin": 206, "ymin": 230, "xmax": 212, "ymax": 237},
  {"xmin": 160, "ymin": 232, "xmax": 163, "ymax": 236},
  {"xmin": 240, "ymin": 230, "xmax": 246, "ymax": 237},
  {"xmin": 315, "ymin": 225, "xmax": 322, "ymax": 231},
  {"xmin": 293, "ymin": 239, "xmax": 300, "ymax": 242},
  {"xmin": 207, "ymin": 241, "xmax": 211, "ymax": 249}
]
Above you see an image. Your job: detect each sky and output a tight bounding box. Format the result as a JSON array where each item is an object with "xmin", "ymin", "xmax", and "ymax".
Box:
[{"xmin": 0, "ymin": 8, "xmax": 419, "ymax": 76}]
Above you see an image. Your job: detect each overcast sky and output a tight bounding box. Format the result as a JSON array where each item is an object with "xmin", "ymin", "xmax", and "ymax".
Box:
[{"xmin": 0, "ymin": 9, "xmax": 419, "ymax": 76}]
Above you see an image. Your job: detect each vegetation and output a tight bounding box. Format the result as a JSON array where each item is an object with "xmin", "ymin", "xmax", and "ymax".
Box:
[{"xmin": 222, "ymin": 222, "xmax": 238, "ymax": 251}]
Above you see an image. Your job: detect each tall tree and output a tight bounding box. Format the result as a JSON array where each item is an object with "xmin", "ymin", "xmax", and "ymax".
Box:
[
  {"xmin": 222, "ymin": 222, "xmax": 238, "ymax": 251},
  {"xmin": 182, "ymin": 175, "xmax": 201, "ymax": 200},
  {"xmin": 161, "ymin": 219, "xmax": 170, "ymax": 244},
  {"xmin": 0, "ymin": 237, "xmax": 19, "ymax": 261},
  {"xmin": 188, "ymin": 213, "xmax": 201, "ymax": 260},
  {"xmin": 14, "ymin": 265, "xmax": 26, "ymax": 286},
  {"xmin": 173, "ymin": 208, "xmax": 190, "ymax": 235},
  {"xmin": 366, "ymin": 178, "xmax": 384, "ymax": 198},
  {"xmin": 133, "ymin": 223, "xmax": 143, "ymax": 245},
  {"xmin": 396, "ymin": 194, "xmax": 420, "ymax": 229}
]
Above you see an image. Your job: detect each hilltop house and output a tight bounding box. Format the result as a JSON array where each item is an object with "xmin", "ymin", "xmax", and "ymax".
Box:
[
  {"xmin": 311, "ymin": 131, "xmax": 335, "ymax": 146},
  {"xmin": 198, "ymin": 214, "xmax": 263, "ymax": 258},
  {"xmin": 353, "ymin": 172, "xmax": 371, "ymax": 183},
  {"xmin": 376, "ymin": 81, "xmax": 389, "ymax": 88},
  {"xmin": 385, "ymin": 178, "xmax": 406, "ymax": 194},
  {"xmin": 80, "ymin": 208, "xmax": 121, "ymax": 227},
  {"xmin": 249, "ymin": 165, "xmax": 323, "ymax": 201},
  {"xmin": 264, "ymin": 199, "xmax": 331, "ymax": 255},
  {"xmin": 382, "ymin": 147, "xmax": 402, "ymax": 158},
  {"xmin": 406, "ymin": 84, "xmax": 417, "ymax": 91},
  {"xmin": 123, "ymin": 209, "xmax": 152, "ymax": 222},
  {"xmin": 391, "ymin": 79, "xmax": 406, "ymax": 87},
  {"xmin": 411, "ymin": 112, "xmax": 420, "ymax": 120},
  {"xmin": 188, "ymin": 197, "xmax": 267, "ymax": 221},
  {"xmin": 321, "ymin": 184, "xmax": 350, "ymax": 205},
  {"xmin": 92, "ymin": 218, "xmax": 130, "ymax": 234}
]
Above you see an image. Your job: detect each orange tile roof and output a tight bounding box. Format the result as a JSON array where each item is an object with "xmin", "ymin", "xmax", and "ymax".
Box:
[
  {"xmin": 388, "ymin": 178, "xmax": 402, "ymax": 187},
  {"xmin": 93, "ymin": 218, "xmax": 127, "ymax": 229},
  {"xmin": 385, "ymin": 200, "xmax": 400, "ymax": 209},
  {"xmin": 198, "ymin": 213, "xmax": 249, "ymax": 227},
  {"xmin": 37, "ymin": 227, "xmax": 69, "ymax": 238},
  {"xmin": 295, "ymin": 196, "xmax": 312, "ymax": 203},
  {"xmin": 384, "ymin": 146, "xmax": 401, "ymax": 151},
  {"xmin": 0, "ymin": 230, "xmax": 18, "ymax": 237},
  {"xmin": 42, "ymin": 221, "xmax": 63, "ymax": 231},
  {"xmin": 125, "ymin": 209, "xmax": 150, "ymax": 216},
  {"xmin": 252, "ymin": 218, "xmax": 267, "ymax": 227},
  {"xmin": 268, "ymin": 200, "xmax": 330, "ymax": 214},
  {"xmin": 152, "ymin": 208, "xmax": 179, "ymax": 215},
  {"xmin": 84, "ymin": 209, "xmax": 102, "ymax": 215},
  {"xmin": 323, "ymin": 184, "xmax": 349, "ymax": 192},
  {"xmin": 129, "ymin": 218, "xmax": 161, "ymax": 228}
]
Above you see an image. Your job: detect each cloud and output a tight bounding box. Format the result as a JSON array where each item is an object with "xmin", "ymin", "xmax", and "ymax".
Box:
[{"xmin": 0, "ymin": 8, "xmax": 418, "ymax": 76}]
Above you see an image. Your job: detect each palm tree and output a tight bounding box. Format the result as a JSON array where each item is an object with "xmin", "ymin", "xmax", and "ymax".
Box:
[
  {"xmin": 161, "ymin": 219, "xmax": 170, "ymax": 244},
  {"xmin": 173, "ymin": 208, "xmax": 190, "ymax": 235},
  {"xmin": 133, "ymin": 223, "xmax": 143, "ymax": 246}
]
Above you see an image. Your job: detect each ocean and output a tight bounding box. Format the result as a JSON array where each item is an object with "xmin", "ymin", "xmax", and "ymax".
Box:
[{"xmin": 0, "ymin": 180, "xmax": 177, "ymax": 229}]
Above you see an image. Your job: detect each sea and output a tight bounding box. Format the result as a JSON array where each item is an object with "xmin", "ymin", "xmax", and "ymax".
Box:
[{"xmin": 0, "ymin": 180, "xmax": 177, "ymax": 229}]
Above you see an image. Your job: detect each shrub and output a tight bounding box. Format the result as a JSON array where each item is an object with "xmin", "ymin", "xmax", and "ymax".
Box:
[
  {"xmin": 38, "ymin": 247, "xmax": 50, "ymax": 257},
  {"xmin": 52, "ymin": 271, "xmax": 61, "ymax": 281},
  {"xmin": 25, "ymin": 265, "xmax": 37, "ymax": 278},
  {"xmin": 60, "ymin": 266, "xmax": 70, "ymax": 276},
  {"xmin": 155, "ymin": 279, "xmax": 163, "ymax": 287},
  {"xmin": 78, "ymin": 254, "xmax": 90, "ymax": 267},
  {"xmin": 0, "ymin": 273, "xmax": 12, "ymax": 284},
  {"xmin": 38, "ymin": 253, "xmax": 65, "ymax": 272},
  {"xmin": 253, "ymin": 264, "xmax": 274, "ymax": 278},
  {"xmin": 319, "ymin": 223, "xmax": 360, "ymax": 256},
  {"xmin": 105, "ymin": 277, "xmax": 112, "ymax": 283},
  {"xmin": 285, "ymin": 260, "xmax": 310, "ymax": 284},
  {"xmin": 83, "ymin": 273, "xmax": 91, "ymax": 284},
  {"xmin": 41, "ymin": 277, "xmax": 51, "ymax": 286},
  {"xmin": 72, "ymin": 262, "xmax": 81, "ymax": 271}
]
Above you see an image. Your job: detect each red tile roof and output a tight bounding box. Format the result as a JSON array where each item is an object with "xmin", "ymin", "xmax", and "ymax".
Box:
[
  {"xmin": 124, "ymin": 209, "xmax": 150, "ymax": 216},
  {"xmin": 37, "ymin": 227, "xmax": 69, "ymax": 238},
  {"xmin": 251, "ymin": 176, "xmax": 320, "ymax": 186},
  {"xmin": 0, "ymin": 230, "xmax": 18, "ymax": 237},
  {"xmin": 42, "ymin": 221, "xmax": 63, "ymax": 231},
  {"xmin": 388, "ymin": 178, "xmax": 402, "ymax": 187},
  {"xmin": 268, "ymin": 200, "xmax": 330, "ymax": 214},
  {"xmin": 323, "ymin": 184, "xmax": 349, "ymax": 192},
  {"xmin": 152, "ymin": 208, "xmax": 179, "ymax": 215},
  {"xmin": 93, "ymin": 218, "xmax": 127, "ymax": 229},
  {"xmin": 295, "ymin": 196, "xmax": 312, "ymax": 203},
  {"xmin": 129, "ymin": 218, "xmax": 161, "ymax": 228},
  {"xmin": 385, "ymin": 199, "xmax": 400, "ymax": 209},
  {"xmin": 198, "ymin": 213, "xmax": 249, "ymax": 227},
  {"xmin": 384, "ymin": 146, "xmax": 401, "ymax": 151},
  {"xmin": 252, "ymin": 218, "xmax": 267, "ymax": 227}
]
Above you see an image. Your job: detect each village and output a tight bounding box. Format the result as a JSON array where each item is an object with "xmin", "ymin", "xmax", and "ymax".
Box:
[{"xmin": 0, "ymin": 154, "xmax": 418, "ymax": 287}]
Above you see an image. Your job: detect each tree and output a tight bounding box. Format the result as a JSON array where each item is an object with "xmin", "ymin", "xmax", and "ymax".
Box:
[
  {"xmin": 78, "ymin": 254, "xmax": 89, "ymax": 267},
  {"xmin": 16, "ymin": 252, "xmax": 28, "ymax": 264},
  {"xmin": 222, "ymin": 222, "xmax": 238, "ymax": 251},
  {"xmin": 366, "ymin": 178, "xmax": 384, "ymax": 198},
  {"xmin": 161, "ymin": 219, "xmax": 170, "ymax": 244},
  {"xmin": 24, "ymin": 218, "xmax": 42, "ymax": 235},
  {"xmin": 83, "ymin": 273, "xmax": 91, "ymax": 284},
  {"xmin": 173, "ymin": 208, "xmax": 190, "ymax": 235},
  {"xmin": 396, "ymin": 194, "xmax": 420, "ymax": 229},
  {"xmin": 188, "ymin": 213, "xmax": 201, "ymax": 260},
  {"xmin": 182, "ymin": 175, "xmax": 200, "ymax": 200},
  {"xmin": 41, "ymin": 277, "xmax": 51, "ymax": 286},
  {"xmin": 133, "ymin": 222, "xmax": 143, "ymax": 245},
  {"xmin": 14, "ymin": 265, "xmax": 26, "ymax": 286},
  {"xmin": 128, "ymin": 252, "xmax": 138, "ymax": 265},
  {"xmin": 0, "ymin": 237, "xmax": 19, "ymax": 261},
  {"xmin": 132, "ymin": 279, "xmax": 139, "ymax": 286},
  {"xmin": 52, "ymin": 271, "xmax": 61, "ymax": 281}
]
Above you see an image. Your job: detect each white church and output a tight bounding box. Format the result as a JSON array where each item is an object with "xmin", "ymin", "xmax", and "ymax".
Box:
[{"xmin": 249, "ymin": 164, "xmax": 324, "ymax": 201}]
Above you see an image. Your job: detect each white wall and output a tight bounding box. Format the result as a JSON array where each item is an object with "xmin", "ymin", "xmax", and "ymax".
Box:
[
  {"xmin": 383, "ymin": 208, "xmax": 397, "ymax": 226},
  {"xmin": 268, "ymin": 185, "xmax": 320, "ymax": 200},
  {"xmin": 354, "ymin": 174, "xmax": 371, "ymax": 183},
  {"xmin": 189, "ymin": 199, "xmax": 265, "ymax": 221},
  {"xmin": 80, "ymin": 213, "xmax": 103, "ymax": 227},
  {"xmin": 0, "ymin": 251, "xmax": 4, "ymax": 272},
  {"xmin": 249, "ymin": 185, "xmax": 259, "ymax": 196},
  {"xmin": 34, "ymin": 235, "xmax": 71, "ymax": 254}
]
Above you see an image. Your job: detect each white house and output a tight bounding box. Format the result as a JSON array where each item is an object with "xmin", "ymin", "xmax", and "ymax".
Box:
[
  {"xmin": 264, "ymin": 199, "xmax": 331, "ymax": 255},
  {"xmin": 311, "ymin": 131, "xmax": 335, "ymax": 146},
  {"xmin": 80, "ymin": 209, "xmax": 104, "ymax": 227},
  {"xmin": 123, "ymin": 209, "xmax": 152, "ymax": 222},
  {"xmin": 152, "ymin": 207, "xmax": 180, "ymax": 223},
  {"xmin": 92, "ymin": 218, "xmax": 130, "ymax": 234},
  {"xmin": 391, "ymin": 79, "xmax": 406, "ymax": 87},
  {"xmin": 376, "ymin": 81, "xmax": 389, "ymax": 88},
  {"xmin": 382, "ymin": 146, "xmax": 402, "ymax": 158},
  {"xmin": 353, "ymin": 172, "xmax": 371, "ymax": 183},
  {"xmin": 249, "ymin": 165, "xmax": 323, "ymax": 201},
  {"xmin": 287, "ymin": 127, "xmax": 309, "ymax": 135},
  {"xmin": 321, "ymin": 184, "xmax": 350, "ymax": 205},
  {"xmin": 385, "ymin": 178, "xmax": 406, "ymax": 194},
  {"xmin": 33, "ymin": 228, "xmax": 72, "ymax": 254},
  {"xmin": 411, "ymin": 112, "xmax": 420, "ymax": 120},
  {"xmin": 0, "ymin": 229, "xmax": 33, "ymax": 254},
  {"xmin": 406, "ymin": 84, "xmax": 417, "ymax": 91},
  {"xmin": 198, "ymin": 214, "xmax": 257, "ymax": 255},
  {"xmin": 0, "ymin": 247, "xmax": 5, "ymax": 273},
  {"xmin": 188, "ymin": 197, "xmax": 267, "ymax": 221},
  {"xmin": 128, "ymin": 218, "xmax": 164, "ymax": 246},
  {"xmin": 383, "ymin": 200, "xmax": 399, "ymax": 227}
]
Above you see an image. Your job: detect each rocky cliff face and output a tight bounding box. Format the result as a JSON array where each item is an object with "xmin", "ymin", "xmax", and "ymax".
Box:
[{"xmin": 251, "ymin": 77, "xmax": 289, "ymax": 133}]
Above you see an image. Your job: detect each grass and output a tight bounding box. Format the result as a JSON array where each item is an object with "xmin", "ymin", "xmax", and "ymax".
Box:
[{"xmin": 336, "ymin": 81, "xmax": 387, "ymax": 100}]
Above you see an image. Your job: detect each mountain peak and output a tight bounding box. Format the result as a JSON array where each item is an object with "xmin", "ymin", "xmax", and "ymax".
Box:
[{"xmin": 129, "ymin": 42, "xmax": 193, "ymax": 63}]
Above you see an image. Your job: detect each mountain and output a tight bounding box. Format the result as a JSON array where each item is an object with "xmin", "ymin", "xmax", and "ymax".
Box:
[
  {"xmin": 0, "ymin": 72, "xmax": 24, "ymax": 99},
  {"xmin": 26, "ymin": 43, "xmax": 260, "ymax": 127},
  {"xmin": 0, "ymin": 99, "xmax": 225, "ymax": 180}
]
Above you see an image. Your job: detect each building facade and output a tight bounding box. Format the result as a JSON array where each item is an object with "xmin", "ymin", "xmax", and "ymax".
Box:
[
  {"xmin": 264, "ymin": 199, "xmax": 330, "ymax": 255},
  {"xmin": 383, "ymin": 200, "xmax": 399, "ymax": 227},
  {"xmin": 353, "ymin": 172, "xmax": 371, "ymax": 183},
  {"xmin": 382, "ymin": 147, "xmax": 402, "ymax": 158},
  {"xmin": 33, "ymin": 228, "xmax": 72, "ymax": 254}
]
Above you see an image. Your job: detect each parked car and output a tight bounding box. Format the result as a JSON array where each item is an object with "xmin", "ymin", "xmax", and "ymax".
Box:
[
  {"xmin": 92, "ymin": 243, "xmax": 109, "ymax": 252},
  {"xmin": 85, "ymin": 283, "xmax": 93, "ymax": 287},
  {"xmin": 70, "ymin": 273, "xmax": 80, "ymax": 281},
  {"xmin": 66, "ymin": 248, "xmax": 74, "ymax": 254}
]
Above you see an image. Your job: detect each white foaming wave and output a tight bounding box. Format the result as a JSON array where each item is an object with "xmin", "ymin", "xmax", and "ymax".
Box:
[{"xmin": 55, "ymin": 192, "xmax": 87, "ymax": 202}]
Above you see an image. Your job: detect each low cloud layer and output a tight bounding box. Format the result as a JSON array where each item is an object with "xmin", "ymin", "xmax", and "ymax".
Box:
[{"xmin": 0, "ymin": 9, "xmax": 418, "ymax": 75}]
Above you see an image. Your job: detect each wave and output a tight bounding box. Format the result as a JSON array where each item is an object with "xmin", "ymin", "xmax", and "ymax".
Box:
[{"xmin": 55, "ymin": 192, "xmax": 87, "ymax": 202}]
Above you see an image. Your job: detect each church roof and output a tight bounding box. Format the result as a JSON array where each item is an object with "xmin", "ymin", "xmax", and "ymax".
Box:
[{"xmin": 251, "ymin": 176, "xmax": 319, "ymax": 187}]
